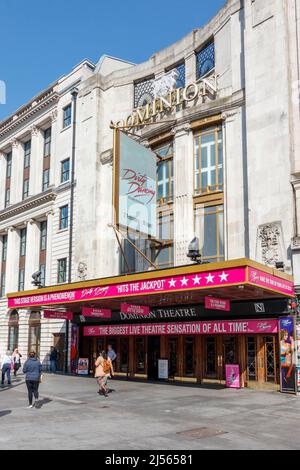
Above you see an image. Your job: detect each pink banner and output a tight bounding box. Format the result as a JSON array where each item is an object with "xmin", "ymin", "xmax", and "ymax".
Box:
[
  {"xmin": 205, "ymin": 296, "xmax": 230, "ymax": 311},
  {"xmin": 120, "ymin": 303, "xmax": 150, "ymax": 316},
  {"xmin": 248, "ymin": 267, "xmax": 294, "ymax": 295},
  {"xmin": 83, "ymin": 319, "xmax": 278, "ymax": 337},
  {"xmin": 44, "ymin": 310, "xmax": 73, "ymax": 320},
  {"xmin": 8, "ymin": 267, "xmax": 246, "ymax": 308},
  {"xmin": 81, "ymin": 307, "xmax": 112, "ymax": 318}
]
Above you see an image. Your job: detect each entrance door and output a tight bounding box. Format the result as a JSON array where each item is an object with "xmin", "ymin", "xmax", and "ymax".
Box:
[
  {"xmin": 204, "ymin": 337, "xmax": 217, "ymax": 379},
  {"xmin": 53, "ymin": 333, "xmax": 65, "ymax": 371},
  {"xmin": 147, "ymin": 336, "xmax": 161, "ymax": 380}
]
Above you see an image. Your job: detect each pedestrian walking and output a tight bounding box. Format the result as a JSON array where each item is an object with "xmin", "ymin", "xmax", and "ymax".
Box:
[
  {"xmin": 12, "ymin": 348, "xmax": 22, "ymax": 377},
  {"xmin": 94, "ymin": 351, "xmax": 114, "ymax": 397},
  {"xmin": 49, "ymin": 346, "xmax": 58, "ymax": 373},
  {"xmin": 23, "ymin": 351, "xmax": 42, "ymax": 408},
  {"xmin": 1, "ymin": 350, "xmax": 12, "ymax": 385},
  {"xmin": 107, "ymin": 344, "xmax": 117, "ymax": 370}
]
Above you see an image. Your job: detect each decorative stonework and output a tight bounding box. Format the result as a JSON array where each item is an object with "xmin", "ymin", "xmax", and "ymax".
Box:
[
  {"xmin": 100, "ymin": 149, "xmax": 113, "ymax": 165},
  {"xmin": 153, "ymin": 70, "xmax": 179, "ymax": 98},
  {"xmin": 256, "ymin": 222, "xmax": 285, "ymax": 266},
  {"xmin": 51, "ymin": 109, "xmax": 58, "ymax": 123},
  {"xmin": 30, "ymin": 125, "xmax": 40, "ymax": 137},
  {"xmin": 171, "ymin": 123, "xmax": 191, "ymax": 137},
  {"xmin": 221, "ymin": 109, "xmax": 239, "ymax": 121},
  {"xmin": 291, "ymin": 236, "xmax": 300, "ymax": 251},
  {"xmin": 78, "ymin": 262, "xmax": 87, "ymax": 281},
  {"xmin": 10, "ymin": 138, "xmax": 19, "ymax": 149}
]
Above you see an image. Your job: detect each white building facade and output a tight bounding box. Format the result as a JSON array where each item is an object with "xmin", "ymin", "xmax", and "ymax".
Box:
[{"xmin": 1, "ymin": 0, "xmax": 300, "ymax": 376}]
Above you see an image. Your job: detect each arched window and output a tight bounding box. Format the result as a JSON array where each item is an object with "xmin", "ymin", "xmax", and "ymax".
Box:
[
  {"xmin": 28, "ymin": 312, "xmax": 41, "ymax": 357},
  {"xmin": 8, "ymin": 310, "xmax": 19, "ymax": 351}
]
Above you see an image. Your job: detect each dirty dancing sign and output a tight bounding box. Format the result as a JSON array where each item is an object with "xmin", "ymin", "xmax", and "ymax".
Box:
[{"xmin": 114, "ymin": 131, "xmax": 157, "ymax": 237}]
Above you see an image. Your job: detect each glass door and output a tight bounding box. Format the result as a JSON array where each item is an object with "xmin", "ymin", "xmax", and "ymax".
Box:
[
  {"xmin": 246, "ymin": 336, "xmax": 257, "ymax": 381},
  {"xmin": 205, "ymin": 337, "xmax": 216, "ymax": 378}
]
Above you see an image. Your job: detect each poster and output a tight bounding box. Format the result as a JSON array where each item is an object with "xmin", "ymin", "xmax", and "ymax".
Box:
[
  {"xmin": 279, "ymin": 317, "xmax": 296, "ymax": 394},
  {"xmin": 77, "ymin": 358, "xmax": 89, "ymax": 376},
  {"xmin": 114, "ymin": 131, "xmax": 157, "ymax": 237},
  {"xmin": 158, "ymin": 359, "xmax": 168, "ymax": 379},
  {"xmin": 225, "ymin": 364, "xmax": 240, "ymax": 388}
]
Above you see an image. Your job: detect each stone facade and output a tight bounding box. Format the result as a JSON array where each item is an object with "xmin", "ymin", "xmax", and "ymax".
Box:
[{"xmin": 0, "ymin": 0, "xmax": 299, "ymax": 368}]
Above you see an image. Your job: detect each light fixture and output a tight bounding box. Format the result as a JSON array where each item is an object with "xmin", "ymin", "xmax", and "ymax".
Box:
[
  {"xmin": 31, "ymin": 271, "xmax": 42, "ymax": 288},
  {"xmin": 187, "ymin": 237, "xmax": 202, "ymax": 264},
  {"xmin": 275, "ymin": 261, "xmax": 284, "ymax": 271}
]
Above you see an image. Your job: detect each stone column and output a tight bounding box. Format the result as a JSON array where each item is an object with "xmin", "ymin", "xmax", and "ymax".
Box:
[
  {"xmin": 49, "ymin": 109, "xmax": 58, "ymax": 187},
  {"xmin": 0, "ymin": 151, "xmax": 6, "ymax": 210},
  {"xmin": 10, "ymin": 138, "xmax": 22, "ymax": 205},
  {"xmin": 24, "ymin": 219, "xmax": 40, "ymax": 291},
  {"xmin": 30, "ymin": 125, "xmax": 43, "ymax": 195},
  {"xmin": 5, "ymin": 226, "xmax": 20, "ymax": 293},
  {"xmin": 172, "ymin": 123, "xmax": 194, "ymax": 266},
  {"xmin": 45, "ymin": 210, "xmax": 54, "ymax": 286}
]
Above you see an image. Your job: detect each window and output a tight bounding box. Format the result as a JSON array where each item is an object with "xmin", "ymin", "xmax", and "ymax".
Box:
[
  {"xmin": 39, "ymin": 264, "xmax": 45, "ymax": 287},
  {"xmin": 63, "ymin": 105, "xmax": 72, "ymax": 128},
  {"xmin": 40, "ymin": 221, "xmax": 47, "ymax": 251},
  {"xmin": 134, "ymin": 78, "xmax": 154, "ymax": 108},
  {"xmin": 42, "ymin": 168, "xmax": 50, "ymax": 191},
  {"xmin": 6, "ymin": 152, "xmax": 12, "ymax": 179},
  {"xmin": 4, "ymin": 188, "xmax": 10, "ymax": 208},
  {"xmin": 44, "ymin": 128, "xmax": 51, "ymax": 157},
  {"xmin": 156, "ymin": 143, "xmax": 174, "ymax": 203},
  {"xmin": 8, "ymin": 311, "xmax": 19, "ymax": 351},
  {"xmin": 20, "ymin": 228, "xmax": 27, "ymax": 257},
  {"xmin": 194, "ymin": 204, "xmax": 224, "ymax": 263},
  {"xmin": 22, "ymin": 179, "xmax": 29, "ymax": 199},
  {"xmin": 2, "ymin": 235, "xmax": 8, "ymax": 262},
  {"xmin": 57, "ymin": 258, "xmax": 67, "ymax": 283},
  {"xmin": 24, "ymin": 140, "xmax": 31, "ymax": 168},
  {"xmin": 152, "ymin": 212, "xmax": 174, "ymax": 269},
  {"xmin": 18, "ymin": 268, "xmax": 25, "ymax": 291},
  {"xmin": 59, "ymin": 205, "xmax": 69, "ymax": 230},
  {"xmin": 0, "ymin": 272, "xmax": 6, "ymax": 297},
  {"xmin": 61, "ymin": 159, "xmax": 70, "ymax": 183},
  {"xmin": 194, "ymin": 127, "xmax": 223, "ymax": 194},
  {"xmin": 169, "ymin": 62, "xmax": 186, "ymax": 89},
  {"xmin": 196, "ymin": 41, "xmax": 215, "ymax": 79}
]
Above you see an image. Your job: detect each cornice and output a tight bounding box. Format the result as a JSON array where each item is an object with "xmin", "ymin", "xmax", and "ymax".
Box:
[
  {"xmin": 0, "ymin": 190, "xmax": 57, "ymax": 223},
  {"xmin": 0, "ymin": 91, "xmax": 59, "ymax": 140}
]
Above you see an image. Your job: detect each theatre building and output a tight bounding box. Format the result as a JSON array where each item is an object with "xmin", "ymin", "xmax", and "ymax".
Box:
[{"xmin": 2, "ymin": 0, "xmax": 300, "ymax": 391}]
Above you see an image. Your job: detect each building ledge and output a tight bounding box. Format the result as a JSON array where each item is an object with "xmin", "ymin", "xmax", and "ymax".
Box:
[{"xmin": 0, "ymin": 189, "xmax": 57, "ymax": 223}]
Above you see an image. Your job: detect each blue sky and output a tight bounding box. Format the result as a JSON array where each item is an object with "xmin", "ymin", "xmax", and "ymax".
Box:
[{"xmin": 0, "ymin": 0, "xmax": 225, "ymax": 121}]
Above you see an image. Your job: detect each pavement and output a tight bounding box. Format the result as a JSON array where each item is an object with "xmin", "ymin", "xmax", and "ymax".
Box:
[{"xmin": 0, "ymin": 373, "xmax": 300, "ymax": 450}]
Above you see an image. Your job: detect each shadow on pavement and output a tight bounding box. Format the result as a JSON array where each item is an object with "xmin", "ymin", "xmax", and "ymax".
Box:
[
  {"xmin": 0, "ymin": 380, "xmax": 25, "ymax": 392},
  {"xmin": 0, "ymin": 410, "xmax": 12, "ymax": 418},
  {"xmin": 35, "ymin": 398, "xmax": 52, "ymax": 409}
]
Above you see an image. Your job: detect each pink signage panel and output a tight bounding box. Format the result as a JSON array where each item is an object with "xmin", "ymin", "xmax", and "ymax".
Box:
[
  {"xmin": 120, "ymin": 303, "xmax": 150, "ymax": 316},
  {"xmin": 44, "ymin": 310, "xmax": 73, "ymax": 320},
  {"xmin": 83, "ymin": 319, "xmax": 278, "ymax": 337},
  {"xmin": 248, "ymin": 267, "xmax": 294, "ymax": 296},
  {"xmin": 205, "ymin": 296, "xmax": 230, "ymax": 311},
  {"xmin": 81, "ymin": 307, "xmax": 112, "ymax": 318},
  {"xmin": 225, "ymin": 364, "xmax": 240, "ymax": 388},
  {"xmin": 8, "ymin": 267, "xmax": 246, "ymax": 308}
]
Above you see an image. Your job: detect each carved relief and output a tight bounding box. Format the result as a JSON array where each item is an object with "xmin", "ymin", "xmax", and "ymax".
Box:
[
  {"xmin": 256, "ymin": 222, "xmax": 285, "ymax": 266},
  {"xmin": 78, "ymin": 262, "xmax": 87, "ymax": 281},
  {"xmin": 153, "ymin": 70, "xmax": 179, "ymax": 98}
]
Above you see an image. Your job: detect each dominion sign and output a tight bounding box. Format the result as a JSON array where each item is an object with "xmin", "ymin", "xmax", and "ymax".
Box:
[{"xmin": 111, "ymin": 74, "xmax": 218, "ymax": 129}]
